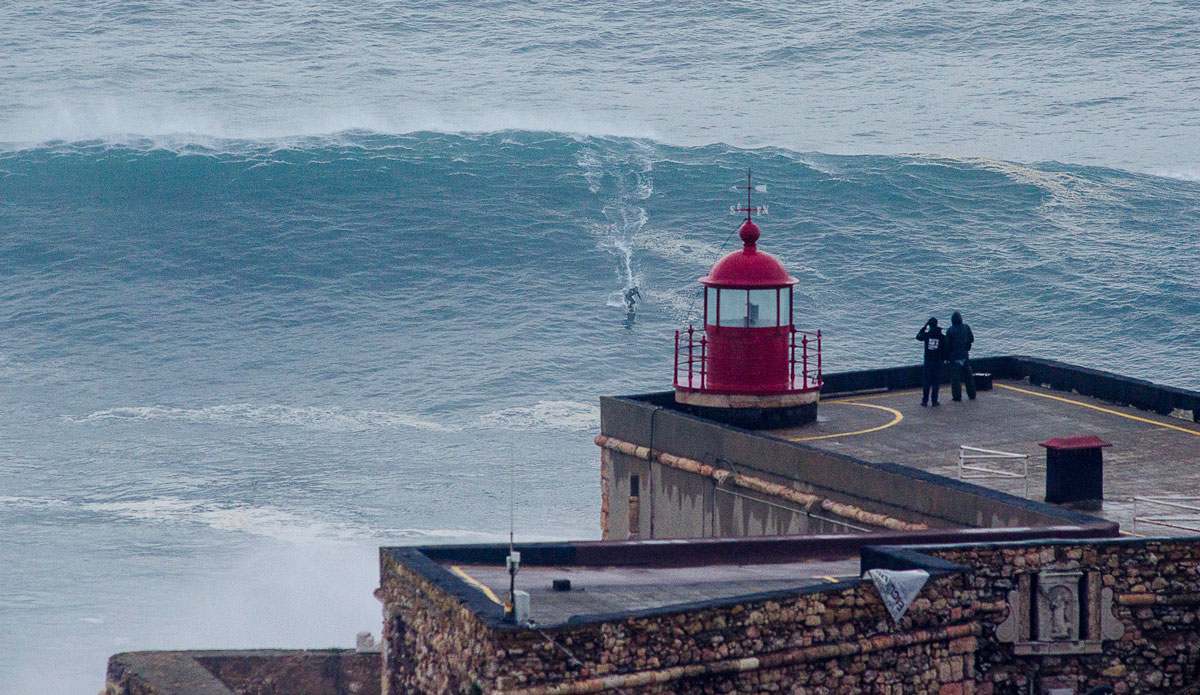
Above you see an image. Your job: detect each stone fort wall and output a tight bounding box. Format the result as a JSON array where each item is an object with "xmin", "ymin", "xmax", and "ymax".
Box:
[
  {"xmin": 381, "ymin": 551, "xmax": 978, "ymax": 695},
  {"xmin": 380, "ymin": 549, "xmax": 501, "ymax": 695},
  {"xmin": 105, "ymin": 649, "xmax": 380, "ymax": 695},
  {"xmin": 382, "ymin": 538, "xmax": 1200, "ymax": 695},
  {"xmin": 919, "ymin": 539, "xmax": 1200, "ymax": 695}
]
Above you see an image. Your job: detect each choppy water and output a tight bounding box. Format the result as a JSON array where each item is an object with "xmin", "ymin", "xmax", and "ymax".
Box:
[{"xmin": 1, "ymin": 3, "xmax": 1198, "ymax": 694}]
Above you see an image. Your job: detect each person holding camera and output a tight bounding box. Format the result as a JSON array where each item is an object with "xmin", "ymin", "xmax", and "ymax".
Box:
[{"xmin": 915, "ymin": 317, "xmax": 946, "ymax": 407}]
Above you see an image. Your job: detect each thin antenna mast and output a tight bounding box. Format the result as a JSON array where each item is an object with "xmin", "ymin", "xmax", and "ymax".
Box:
[
  {"xmin": 505, "ymin": 443, "xmax": 520, "ymax": 620},
  {"xmin": 746, "ymin": 169, "xmax": 752, "ymax": 223},
  {"xmin": 509, "ymin": 443, "xmax": 515, "ymax": 553}
]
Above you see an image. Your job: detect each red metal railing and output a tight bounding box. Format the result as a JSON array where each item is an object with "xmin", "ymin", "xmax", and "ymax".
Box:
[
  {"xmin": 673, "ymin": 326, "xmax": 822, "ymax": 393},
  {"xmin": 674, "ymin": 325, "xmax": 708, "ymax": 391}
]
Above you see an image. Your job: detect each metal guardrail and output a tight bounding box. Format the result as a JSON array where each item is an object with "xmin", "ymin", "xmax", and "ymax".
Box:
[
  {"xmin": 674, "ymin": 326, "xmax": 707, "ymax": 390},
  {"xmin": 1132, "ymin": 496, "xmax": 1200, "ymax": 534},
  {"xmin": 674, "ymin": 326, "xmax": 821, "ymax": 392},
  {"xmin": 958, "ymin": 446, "xmax": 1030, "ymax": 498}
]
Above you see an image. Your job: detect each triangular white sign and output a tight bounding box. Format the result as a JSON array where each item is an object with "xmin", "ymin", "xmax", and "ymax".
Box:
[{"xmin": 864, "ymin": 569, "xmax": 930, "ymax": 622}]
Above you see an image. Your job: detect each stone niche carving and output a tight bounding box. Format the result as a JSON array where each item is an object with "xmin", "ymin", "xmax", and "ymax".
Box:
[
  {"xmin": 1037, "ymin": 570, "xmax": 1082, "ymax": 641},
  {"xmin": 996, "ymin": 568, "xmax": 1124, "ymax": 656}
]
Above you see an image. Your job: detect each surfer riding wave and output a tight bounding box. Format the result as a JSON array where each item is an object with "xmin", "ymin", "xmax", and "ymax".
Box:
[{"xmin": 623, "ymin": 286, "xmax": 641, "ymax": 312}]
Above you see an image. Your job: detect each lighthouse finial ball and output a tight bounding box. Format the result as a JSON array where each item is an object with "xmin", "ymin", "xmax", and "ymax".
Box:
[{"xmin": 738, "ymin": 219, "xmax": 760, "ymax": 248}]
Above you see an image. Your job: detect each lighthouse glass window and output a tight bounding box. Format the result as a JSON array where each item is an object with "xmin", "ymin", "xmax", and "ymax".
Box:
[
  {"xmin": 717, "ymin": 289, "xmax": 748, "ymax": 326},
  {"xmin": 747, "ymin": 289, "xmax": 779, "ymax": 327}
]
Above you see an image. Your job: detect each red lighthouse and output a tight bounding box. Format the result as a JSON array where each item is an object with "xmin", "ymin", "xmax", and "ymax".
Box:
[{"xmin": 674, "ymin": 176, "xmax": 822, "ymax": 428}]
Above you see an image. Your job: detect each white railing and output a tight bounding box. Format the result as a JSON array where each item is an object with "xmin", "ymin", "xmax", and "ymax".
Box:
[
  {"xmin": 958, "ymin": 446, "xmax": 1030, "ymax": 498},
  {"xmin": 1132, "ymin": 496, "xmax": 1200, "ymax": 534}
]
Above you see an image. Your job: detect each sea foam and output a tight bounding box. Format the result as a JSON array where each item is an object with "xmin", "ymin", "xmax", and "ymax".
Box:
[
  {"xmin": 480, "ymin": 401, "xmax": 601, "ymax": 432},
  {"xmin": 68, "ymin": 404, "xmax": 459, "ymax": 433}
]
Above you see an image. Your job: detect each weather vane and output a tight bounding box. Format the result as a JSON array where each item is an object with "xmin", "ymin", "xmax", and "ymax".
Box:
[{"xmin": 730, "ymin": 169, "xmax": 768, "ymax": 221}]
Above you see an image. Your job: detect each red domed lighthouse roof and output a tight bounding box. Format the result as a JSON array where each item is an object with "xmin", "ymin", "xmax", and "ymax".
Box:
[{"xmin": 700, "ymin": 219, "xmax": 797, "ymax": 288}]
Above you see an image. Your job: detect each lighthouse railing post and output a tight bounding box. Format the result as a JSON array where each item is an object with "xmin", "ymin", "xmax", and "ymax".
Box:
[
  {"xmin": 790, "ymin": 327, "xmax": 797, "ymax": 390},
  {"xmin": 700, "ymin": 335, "xmax": 707, "ymax": 389},
  {"xmin": 674, "ymin": 330, "xmax": 680, "ymax": 388},
  {"xmin": 690, "ymin": 329, "xmax": 696, "ymax": 388},
  {"xmin": 817, "ymin": 329, "xmax": 823, "ymax": 387},
  {"xmin": 686, "ymin": 328, "xmax": 696, "ymax": 391},
  {"xmin": 802, "ymin": 333, "xmax": 809, "ymax": 390}
]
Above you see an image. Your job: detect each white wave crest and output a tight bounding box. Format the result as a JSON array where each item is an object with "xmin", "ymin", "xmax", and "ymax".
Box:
[
  {"xmin": 67, "ymin": 404, "xmax": 458, "ymax": 433},
  {"xmin": 576, "ymin": 149, "xmax": 605, "ymax": 193},
  {"xmin": 79, "ymin": 497, "xmax": 366, "ymax": 542},
  {"xmin": 0, "ymin": 102, "xmax": 663, "ymax": 153},
  {"xmin": 479, "ymin": 400, "xmax": 599, "ymax": 431},
  {"xmin": 0, "ymin": 495, "xmax": 533, "ymax": 545},
  {"xmin": 932, "ymin": 154, "xmax": 1115, "ymax": 207},
  {"xmin": 0, "ymin": 495, "xmax": 348, "ymax": 541},
  {"xmin": 1151, "ymin": 169, "xmax": 1200, "ymax": 183},
  {"xmin": 0, "ymin": 496, "xmax": 71, "ymax": 508}
]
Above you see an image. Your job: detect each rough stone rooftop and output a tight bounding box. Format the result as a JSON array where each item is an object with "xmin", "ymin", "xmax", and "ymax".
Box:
[{"xmin": 446, "ymin": 558, "xmax": 862, "ymax": 627}]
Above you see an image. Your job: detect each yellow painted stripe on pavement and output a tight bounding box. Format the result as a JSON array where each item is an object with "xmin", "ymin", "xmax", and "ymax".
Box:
[
  {"xmin": 827, "ymin": 389, "xmax": 921, "ymax": 402},
  {"xmin": 791, "ymin": 402, "xmax": 904, "ymax": 442},
  {"xmin": 449, "ymin": 566, "xmax": 505, "ymax": 606},
  {"xmin": 996, "ymin": 383, "xmax": 1200, "ymax": 437}
]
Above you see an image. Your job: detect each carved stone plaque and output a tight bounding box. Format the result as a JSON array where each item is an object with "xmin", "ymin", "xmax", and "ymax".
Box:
[
  {"xmin": 1036, "ymin": 570, "xmax": 1082, "ymax": 642},
  {"xmin": 997, "ymin": 569, "xmax": 1122, "ymax": 656}
]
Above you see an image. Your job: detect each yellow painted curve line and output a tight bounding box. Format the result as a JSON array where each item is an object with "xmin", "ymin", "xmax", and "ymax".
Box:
[
  {"xmin": 449, "ymin": 565, "xmax": 504, "ymax": 606},
  {"xmin": 996, "ymin": 383, "xmax": 1200, "ymax": 437},
  {"xmin": 790, "ymin": 402, "xmax": 904, "ymax": 442},
  {"xmin": 827, "ymin": 388, "xmax": 921, "ymax": 402}
]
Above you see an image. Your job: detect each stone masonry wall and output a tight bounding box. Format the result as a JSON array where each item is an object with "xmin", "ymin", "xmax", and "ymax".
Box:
[
  {"xmin": 489, "ymin": 574, "xmax": 979, "ymax": 695},
  {"xmin": 379, "ymin": 552, "xmax": 502, "ymax": 695},
  {"xmin": 105, "ymin": 650, "xmax": 379, "ymax": 695},
  {"xmin": 384, "ymin": 539, "xmax": 1200, "ymax": 695},
  {"xmin": 106, "ymin": 661, "xmax": 161, "ymax": 695},
  {"xmin": 929, "ymin": 540, "xmax": 1200, "ymax": 695},
  {"xmin": 382, "ymin": 554, "xmax": 984, "ymax": 695},
  {"xmin": 197, "ymin": 652, "xmax": 380, "ymax": 695}
]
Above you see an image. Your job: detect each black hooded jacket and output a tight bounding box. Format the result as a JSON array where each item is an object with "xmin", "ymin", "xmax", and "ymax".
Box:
[
  {"xmin": 916, "ymin": 325, "xmax": 946, "ymax": 365},
  {"xmin": 945, "ymin": 312, "xmax": 974, "ymax": 361}
]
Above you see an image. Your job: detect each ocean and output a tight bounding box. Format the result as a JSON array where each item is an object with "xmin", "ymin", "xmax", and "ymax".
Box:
[{"xmin": 1, "ymin": 2, "xmax": 1198, "ymax": 693}]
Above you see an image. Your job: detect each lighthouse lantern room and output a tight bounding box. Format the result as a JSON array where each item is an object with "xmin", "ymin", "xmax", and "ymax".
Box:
[{"xmin": 674, "ymin": 176, "xmax": 822, "ymax": 429}]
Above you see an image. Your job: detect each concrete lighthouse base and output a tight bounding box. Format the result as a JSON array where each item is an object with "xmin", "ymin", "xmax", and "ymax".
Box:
[{"xmin": 673, "ymin": 389, "xmax": 819, "ymax": 429}]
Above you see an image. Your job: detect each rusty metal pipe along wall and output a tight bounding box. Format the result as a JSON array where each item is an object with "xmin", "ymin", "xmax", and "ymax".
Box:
[
  {"xmin": 497, "ymin": 621, "xmax": 978, "ymax": 695},
  {"xmin": 594, "ymin": 435, "xmax": 928, "ymax": 532}
]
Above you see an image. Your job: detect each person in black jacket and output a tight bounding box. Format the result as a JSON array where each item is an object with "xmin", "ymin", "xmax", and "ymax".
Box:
[
  {"xmin": 945, "ymin": 310, "xmax": 977, "ymax": 401},
  {"xmin": 916, "ymin": 317, "xmax": 946, "ymax": 406},
  {"xmin": 624, "ymin": 286, "xmax": 641, "ymax": 312}
]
